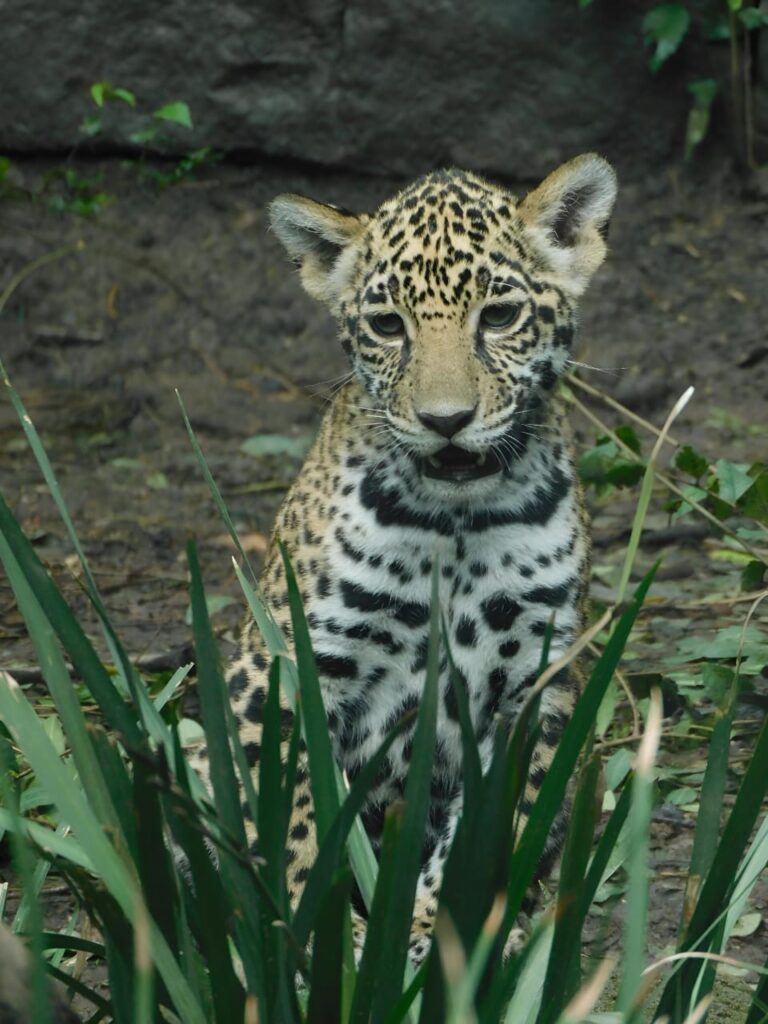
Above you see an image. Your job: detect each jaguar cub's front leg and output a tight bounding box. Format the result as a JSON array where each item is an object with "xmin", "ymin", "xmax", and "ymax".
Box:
[{"xmin": 406, "ymin": 665, "xmax": 579, "ymax": 962}]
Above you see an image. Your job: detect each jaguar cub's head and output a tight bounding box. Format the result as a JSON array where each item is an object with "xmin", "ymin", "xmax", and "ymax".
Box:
[{"xmin": 270, "ymin": 155, "xmax": 617, "ymax": 500}]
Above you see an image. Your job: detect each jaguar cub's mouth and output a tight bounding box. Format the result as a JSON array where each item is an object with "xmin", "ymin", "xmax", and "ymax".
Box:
[{"xmin": 421, "ymin": 444, "xmax": 502, "ymax": 483}]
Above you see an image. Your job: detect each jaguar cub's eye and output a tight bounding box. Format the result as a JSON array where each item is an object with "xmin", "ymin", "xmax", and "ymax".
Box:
[
  {"xmin": 479, "ymin": 302, "xmax": 521, "ymax": 330},
  {"xmin": 368, "ymin": 312, "xmax": 405, "ymax": 337}
]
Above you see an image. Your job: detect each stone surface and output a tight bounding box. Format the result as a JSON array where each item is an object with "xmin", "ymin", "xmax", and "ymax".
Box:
[{"xmin": 0, "ymin": 0, "xmax": 708, "ymax": 179}]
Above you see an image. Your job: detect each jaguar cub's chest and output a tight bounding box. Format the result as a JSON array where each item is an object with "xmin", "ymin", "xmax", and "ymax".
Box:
[{"xmin": 286, "ymin": 437, "xmax": 587, "ymax": 806}]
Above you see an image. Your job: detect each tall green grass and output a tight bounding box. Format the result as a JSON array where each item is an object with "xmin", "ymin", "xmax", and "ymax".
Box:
[{"xmin": 0, "ymin": 366, "xmax": 766, "ymax": 1023}]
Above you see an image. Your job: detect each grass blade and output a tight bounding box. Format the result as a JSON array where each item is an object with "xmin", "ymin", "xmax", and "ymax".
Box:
[
  {"xmin": 280, "ymin": 541, "xmax": 340, "ymax": 841},
  {"xmin": 293, "ymin": 709, "xmax": 415, "ymax": 946},
  {"xmin": 681, "ymin": 680, "xmax": 737, "ymax": 936},
  {"xmin": 615, "ymin": 386, "xmax": 694, "ymax": 605},
  {"xmin": 501, "ymin": 913, "xmax": 556, "ymax": 1024},
  {"xmin": 617, "ymin": 688, "xmax": 663, "ymax": 1013},
  {"xmin": 655, "ymin": 708, "xmax": 768, "ymax": 1019},
  {"xmin": 482, "ymin": 569, "xmax": 656, "ymax": 1019},
  {"xmin": 186, "ymin": 539, "xmax": 269, "ymax": 1009},
  {"xmin": 508, "ymin": 568, "xmax": 657, "ymax": 924},
  {"xmin": 1, "ymin": 359, "xmax": 161, "ymax": 734},
  {"xmin": 443, "ymin": 623, "xmax": 482, "ymax": 812},
  {"xmin": 0, "ymin": 523, "xmax": 132, "ymax": 835},
  {"xmin": 0, "ymin": 675, "xmax": 208, "ymax": 1024},
  {"xmin": 0, "ymin": 739, "xmax": 51, "ymax": 1024},
  {"xmin": 350, "ymin": 804, "xmax": 405, "ymax": 1023},
  {"xmin": 257, "ymin": 659, "xmax": 301, "ymax": 1020},
  {"xmin": 0, "ymin": 491, "xmax": 142, "ymax": 747},
  {"xmin": 370, "ymin": 563, "xmax": 441, "ymax": 1021},
  {"xmin": 177, "ymin": 389, "xmax": 260, "ymax": 590},
  {"xmin": 306, "ymin": 868, "xmax": 354, "ymax": 1024},
  {"xmin": 166, "ymin": 729, "xmax": 244, "ymax": 1022},
  {"xmin": 539, "ymin": 751, "xmax": 603, "ymax": 1022}
]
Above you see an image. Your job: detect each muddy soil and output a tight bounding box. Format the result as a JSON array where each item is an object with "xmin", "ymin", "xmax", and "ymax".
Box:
[{"xmin": 0, "ymin": 156, "xmax": 767, "ymax": 1016}]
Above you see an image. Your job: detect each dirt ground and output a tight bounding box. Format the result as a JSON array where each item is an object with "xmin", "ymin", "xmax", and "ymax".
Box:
[{"xmin": 0, "ymin": 155, "xmax": 767, "ymax": 1015}]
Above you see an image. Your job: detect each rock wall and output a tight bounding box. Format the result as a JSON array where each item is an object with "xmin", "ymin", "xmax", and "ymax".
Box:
[{"xmin": 0, "ymin": 0, "xmax": 712, "ymax": 178}]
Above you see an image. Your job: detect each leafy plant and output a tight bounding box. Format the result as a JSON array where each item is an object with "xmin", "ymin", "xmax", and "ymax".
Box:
[
  {"xmin": 644, "ymin": 0, "xmax": 767, "ymax": 164},
  {"xmin": 580, "ymin": 0, "xmax": 768, "ymax": 165},
  {"xmin": 1, "ymin": 84, "xmax": 221, "ymax": 217},
  {"xmin": 1, "ymin": 363, "xmax": 767, "ymax": 1023},
  {"xmin": 643, "ymin": 3, "xmax": 692, "ymax": 72}
]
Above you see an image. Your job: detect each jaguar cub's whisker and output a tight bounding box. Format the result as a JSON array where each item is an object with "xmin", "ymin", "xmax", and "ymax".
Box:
[{"xmin": 565, "ymin": 358, "xmax": 623, "ymax": 375}]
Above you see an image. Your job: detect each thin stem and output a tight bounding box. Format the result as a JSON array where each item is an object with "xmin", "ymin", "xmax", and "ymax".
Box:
[
  {"xmin": 568, "ymin": 373, "xmax": 682, "ymax": 451},
  {"xmin": 588, "ymin": 641, "xmax": 640, "ymax": 738},
  {"xmin": 0, "ymin": 240, "xmax": 87, "ymax": 315}
]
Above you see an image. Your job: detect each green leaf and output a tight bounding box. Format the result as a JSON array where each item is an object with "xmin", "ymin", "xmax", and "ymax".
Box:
[
  {"xmin": 739, "ymin": 471, "xmax": 768, "ymax": 524},
  {"xmin": 153, "ymin": 102, "xmax": 193, "ymax": 129},
  {"xmin": 90, "ymin": 82, "xmax": 107, "ymax": 107},
  {"xmin": 617, "ymin": 696, "xmax": 660, "ymax": 1013},
  {"xmin": 674, "ymin": 624, "xmax": 768, "ymax": 663},
  {"xmin": 715, "ymin": 458, "xmax": 754, "ymax": 504},
  {"xmin": 129, "ymin": 127, "xmax": 159, "ymax": 145},
  {"xmin": 605, "ymin": 462, "xmax": 644, "ymax": 488},
  {"xmin": 255, "ymin": 659, "xmax": 301, "ymax": 1018},
  {"xmin": 112, "ymin": 87, "xmax": 136, "ymax": 106},
  {"xmin": 79, "ymin": 114, "xmax": 103, "ymax": 138},
  {"xmin": 184, "ymin": 593, "xmax": 236, "ymax": 625},
  {"xmin": 90, "ymin": 82, "xmax": 135, "ymax": 108},
  {"xmin": 146, "ymin": 471, "xmax": 169, "ymax": 490},
  {"xmin": 742, "ymin": 560, "xmax": 767, "ymax": 591},
  {"xmin": 667, "ymin": 785, "xmax": 698, "ymax": 805},
  {"xmin": 643, "ymin": 4, "xmax": 691, "ymax": 72},
  {"xmin": 685, "ymin": 99, "xmax": 712, "ymax": 161},
  {"xmin": 605, "ymin": 748, "xmax": 633, "ymax": 792},
  {"xmin": 240, "ymin": 433, "xmax": 314, "ymax": 460},
  {"xmin": 0, "ymin": 742, "xmax": 51, "ymax": 1024},
  {"xmin": 675, "ymin": 444, "xmax": 708, "ymax": 480},
  {"xmin": 578, "ymin": 437, "xmax": 643, "ymax": 492},
  {"xmin": 740, "ymin": 7, "xmax": 768, "ymax": 28},
  {"xmin": 615, "ymin": 423, "xmax": 642, "ymax": 454},
  {"xmin": 688, "ymin": 78, "xmax": 718, "ymax": 104},
  {"xmin": 670, "ymin": 482, "xmax": 708, "ymax": 520},
  {"xmin": 701, "ymin": 663, "xmax": 734, "ymax": 706}
]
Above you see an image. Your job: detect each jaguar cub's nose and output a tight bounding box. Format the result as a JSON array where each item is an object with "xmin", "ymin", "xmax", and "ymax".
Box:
[{"xmin": 417, "ymin": 406, "xmax": 477, "ymax": 439}]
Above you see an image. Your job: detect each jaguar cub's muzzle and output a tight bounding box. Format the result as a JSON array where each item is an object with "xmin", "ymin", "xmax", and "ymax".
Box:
[{"xmin": 420, "ymin": 443, "xmax": 503, "ymax": 483}]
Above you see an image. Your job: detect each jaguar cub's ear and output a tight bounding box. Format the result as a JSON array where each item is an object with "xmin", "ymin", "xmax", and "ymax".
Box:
[
  {"xmin": 269, "ymin": 194, "xmax": 367, "ymax": 304},
  {"xmin": 518, "ymin": 154, "xmax": 617, "ymax": 295}
]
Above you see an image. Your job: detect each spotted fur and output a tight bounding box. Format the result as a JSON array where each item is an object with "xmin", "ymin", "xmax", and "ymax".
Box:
[{"xmin": 190, "ymin": 154, "xmax": 617, "ymax": 961}]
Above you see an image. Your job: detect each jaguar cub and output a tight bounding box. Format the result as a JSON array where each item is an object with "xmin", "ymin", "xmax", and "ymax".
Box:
[{"xmin": 192, "ymin": 153, "xmax": 617, "ymax": 960}]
